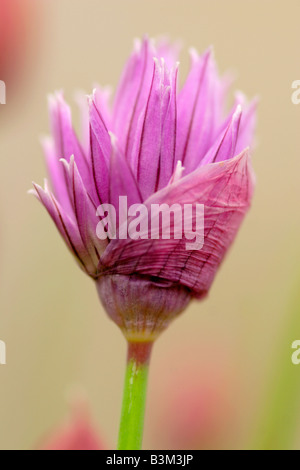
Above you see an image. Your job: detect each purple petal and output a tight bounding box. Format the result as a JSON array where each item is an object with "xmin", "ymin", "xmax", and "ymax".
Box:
[
  {"xmin": 135, "ymin": 58, "xmax": 165, "ymax": 200},
  {"xmin": 168, "ymin": 160, "xmax": 184, "ymax": 185},
  {"xmin": 112, "ymin": 38, "xmax": 155, "ymax": 161},
  {"xmin": 100, "ymin": 149, "xmax": 255, "ymax": 297},
  {"xmin": 66, "ymin": 157, "xmax": 108, "ymax": 262},
  {"xmin": 75, "ymin": 87, "xmax": 111, "ymax": 161},
  {"xmin": 157, "ymin": 64, "xmax": 178, "ymax": 190},
  {"xmin": 31, "ymin": 181, "xmax": 97, "ymax": 276},
  {"xmin": 89, "ymin": 97, "xmax": 111, "ymax": 205},
  {"xmin": 75, "ymin": 91, "xmax": 91, "ymax": 159},
  {"xmin": 156, "ymin": 37, "xmax": 181, "ymax": 69},
  {"xmin": 92, "ymin": 85, "xmax": 112, "ymax": 131},
  {"xmin": 200, "ymin": 105, "xmax": 242, "ymax": 166},
  {"xmin": 236, "ymin": 98, "xmax": 257, "ymax": 154},
  {"xmin": 48, "ymin": 92, "xmax": 98, "ymax": 204},
  {"xmin": 109, "ymin": 134, "xmax": 142, "ymax": 224},
  {"xmin": 42, "ymin": 136, "xmax": 73, "ymax": 213},
  {"xmin": 175, "ymin": 48, "xmax": 214, "ymax": 172},
  {"xmin": 211, "ymin": 69, "xmax": 234, "ymax": 137}
]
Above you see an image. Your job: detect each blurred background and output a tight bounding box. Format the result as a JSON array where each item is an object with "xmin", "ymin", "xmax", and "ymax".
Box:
[{"xmin": 0, "ymin": 0, "xmax": 300, "ymax": 450}]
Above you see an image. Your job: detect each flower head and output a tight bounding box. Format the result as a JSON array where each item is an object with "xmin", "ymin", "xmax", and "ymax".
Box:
[{"xmin": 32, "ymin": 37, "xmax": 256, "ymax": 341}]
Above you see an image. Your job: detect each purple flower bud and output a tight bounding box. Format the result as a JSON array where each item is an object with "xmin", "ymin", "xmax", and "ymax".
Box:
[{"xmin": 31, "ymin": 37, "xmax": 256, "ymax": 340}]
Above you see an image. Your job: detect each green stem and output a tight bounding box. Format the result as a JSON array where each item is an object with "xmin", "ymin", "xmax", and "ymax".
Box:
[
  {"xmin": 117, "ymin": 341, "xmax": 153, "ymax": 450},
  {"xmin": 252, "ymin": 280, "xmax": 300, "ymax": 450}
]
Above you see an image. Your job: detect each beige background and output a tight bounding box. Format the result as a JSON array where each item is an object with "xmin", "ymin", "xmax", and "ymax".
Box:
[{"xmin": 0, "ymin": 0, "xmax": 300, "ymax": 449}]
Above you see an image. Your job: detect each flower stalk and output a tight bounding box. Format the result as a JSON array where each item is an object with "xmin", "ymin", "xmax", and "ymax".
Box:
[
  {"xmin": 117, "ymin": 342, "xmax": 153, "ymax": 450},
  {"xmin": 31, "ymin": 37, "xmax": 257, "ymax": 449}
]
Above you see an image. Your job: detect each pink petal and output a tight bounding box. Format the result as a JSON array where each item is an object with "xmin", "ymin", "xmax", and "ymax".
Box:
[
  {"xmin": 236, "ymin": 98, "xmax": 257, "ymax": 154},
  {"xmin": 112, "ymin": 37, "xmax": 155, "ymax": 162},
  {"xmin": 175, "ymin": 48, "xmax": 214, "ymax": 172},
  {"xmin": 48, "ymin": 92, "xmax": 98, "ymax": 204},
  {"xmin": 42, "ymin": 136, "xmax": 73, "ymax": 213},
  {"xmin": 109, "ymin": 134, "xmax": 142, "ymax": 224},
  {"xmin": 157, "ymin": 64, "xmax": 179, "ymax": 190},
  {"xmin": 100, "ymin": 150, "xmax": 254, "ymax": 297},
  {"xmin": 75, "ymin": 91, "xmax": 91, "ymax": 159},
  {"xmin": 92, "ymin": 85, "xmax": 112, "ymax": 130},
  {"xmin": 31, "ymin": 181, "xmax": 97, "ymax": 277},
  {"xmin": 135, "ymin": 58, "xmax": 165, "ymax": 200},
  {"xmin": 89, "ymin": 97, "xmax": 111, "ymax": 204},
  {"xmin": 200, "ymin": 105, "xmax": 242, "ymax": 166},
  {"xmin": 156, "ymin": 37, "xmax": 181, "ymax": 70},
  {"xmin": 75, "ymin": 87, "xmax": 111, "ymax": 162},
  {"xmin": 64, "ymin": 157, "xmax": 108, "ymax": 263}
]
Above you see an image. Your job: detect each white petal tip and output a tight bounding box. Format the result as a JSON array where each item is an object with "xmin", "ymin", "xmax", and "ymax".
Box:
[
  {"xmin": 27, "ymin": 188, "xmax": 37, "ymax": 196},
  {"xmin": 108, "ymin": 131, "xmax": 117, "ymax": 146}
]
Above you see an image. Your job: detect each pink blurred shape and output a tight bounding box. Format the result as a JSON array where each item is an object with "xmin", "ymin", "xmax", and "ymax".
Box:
[
  {"xmin": 0, "ymin": 0, "xmax": 40, "ymax": 87},
  {"xmin": 39, "ymin": 402, "xmax": 105, "ymax": 451},
  {"xmin": 150, "ymin": 343, "xmax": 240, "ymax": 450}
]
